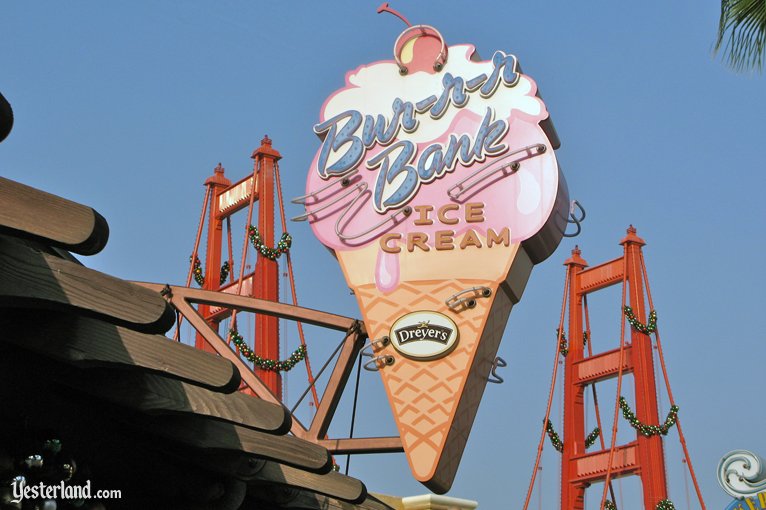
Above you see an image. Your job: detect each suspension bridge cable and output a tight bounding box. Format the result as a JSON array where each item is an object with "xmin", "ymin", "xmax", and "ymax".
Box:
[
  {"xmin": 640, "ymin": 251, "xmax": 706, "ymax": 509},
  {"xmin": 522, "ymin": 265, "xmax": 571, "ymax": 510},
  {"xmin": 599, "ymin": 252, "xmax": 629, "ymax": 509},
  {"xmin": 274, "ymin": 161, "xmax": 320, "ymax": 408}
]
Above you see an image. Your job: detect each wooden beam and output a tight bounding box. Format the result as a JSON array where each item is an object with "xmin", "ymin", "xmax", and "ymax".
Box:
[
  {"xmin": 0, "ymin": 340, "xmax": 282, "ymax": 433},
  {"xmin": 308, "ymin": 327, "xmax": 365, "ymax": 440},
  {"xmin": 66, "ymin": 370, "xmax": 290, "ymax": 434},
  {"xmin": 169, "ymin": 296, "xmax": 310, "ymax": 438},
  {"xmin": 0, "ymin": 311, "xmax": 239, "ymax": 393},
  {"xmin": 0, "ymin": 177, "xmax": 109, "ymax": 255},
  {"xmin": 208, "ymin": 272, "xmax": 254, "ymax": 319},
  {"xmin": 139, "ymin": 282, "xmax": 359, "ymax": 333},
  {"xmin": 166, "ymin": 286, "xmax": 402, "ymax": 454},
  {"xmin": 0, "ymin": 235, "xmax": 174, "ymax": 333},
  {"xmin": 577, "ymin": 256, "xmax": 624, "ymax": 294}
]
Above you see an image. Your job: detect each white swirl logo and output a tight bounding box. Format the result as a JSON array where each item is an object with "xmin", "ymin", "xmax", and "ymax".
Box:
[{"xmin": 718, "ymin": 449, "xmax": 766, "ymax": 499}]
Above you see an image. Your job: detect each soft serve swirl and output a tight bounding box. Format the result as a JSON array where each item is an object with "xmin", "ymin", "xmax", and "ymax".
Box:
[{"xmin": 313, "ymin": 46, "xmax": 547, "ymax": 214}]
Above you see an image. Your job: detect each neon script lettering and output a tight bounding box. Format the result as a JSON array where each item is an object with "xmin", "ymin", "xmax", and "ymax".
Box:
[{"xmin": 314, "ymin": 51, "xmax": 520, "ymax": 213}]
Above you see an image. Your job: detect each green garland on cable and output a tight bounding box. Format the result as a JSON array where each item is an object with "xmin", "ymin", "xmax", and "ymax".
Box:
[
  {"xmin": 557, "ymin": 329, "xmax": 569, "ymax": 357},
  {"xmin": 219, "ymin": 261, "xmax": 230, "ymax": 285},
  {"xmin": 545, "ymin": 420, "xmax": 601, "ymax": 452},
  {"xmin": 190, "ymin": 255, "xmax": 205, "ymax": 286},
  {"xmin": 619, "ymin": 396, "xmax": 679, "ymax": 437},
  {"xmin": 248, "ymin": 226, "xmax": 292, "ymax": 260},
  {"xmin": 623, "ymin": 306, "xmax": 657, "ymax": 334},
  {"xmin": 557, "ymin": 329, "xmax": 590, "ymax": 357},
  {"xmin": 585, "ymin": 427, "xmax": 601, "ymax": 449},
  {"xmin": 229, "ymin": 328, "xmax": 306, "ymax": 372},
  {"xmin": 189, "ymin": 256, "xmax": 230, "ymax": 286},
  {"xmin": 545, "ymin": 419, "xmax": 563, "ymax": 452},
  {"xmin": 655, "ymin": 499, "xmax": 675, "ymax": 510},
  {"xmin": 604, "ymin": 501, "xmax": 617, "ymax": 510}
]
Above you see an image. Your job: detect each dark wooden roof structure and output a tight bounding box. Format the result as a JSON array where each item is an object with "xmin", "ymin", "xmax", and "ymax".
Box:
[
  {"xmin": 0, "ymin": 92, "xmax": 11, "ymax": 143},
  {"xmin": 0, "ymin": 176, "xmax": 394, "ymax": 510}
]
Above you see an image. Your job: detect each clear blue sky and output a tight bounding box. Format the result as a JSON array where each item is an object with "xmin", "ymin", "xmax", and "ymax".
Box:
[{"xmin": 2, "ymin": 2, "xmax": 764, "ymax": 508}]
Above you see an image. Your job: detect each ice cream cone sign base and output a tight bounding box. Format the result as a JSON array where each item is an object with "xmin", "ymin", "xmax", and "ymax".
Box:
[{"xmin": 298, "ymin": 27, "xmax": 569, "ymax": 492}]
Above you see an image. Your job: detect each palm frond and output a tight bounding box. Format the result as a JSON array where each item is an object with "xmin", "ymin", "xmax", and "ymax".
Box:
[{"xmin": 714, "ymin": 0, "xmax": 766, "ymax": 72}]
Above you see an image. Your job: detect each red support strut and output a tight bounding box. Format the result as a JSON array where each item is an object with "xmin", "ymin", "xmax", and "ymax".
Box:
[
  {"xmin": 195, "ymin": 163, "xmax": 231, "ymax": 354},
  {"xmin": 251, "ymin": 136, "xmax": 282, "ymax": 397},
  {"xmin": 194, "ymin": 138, "xmax": 284, "ymax": 397}
]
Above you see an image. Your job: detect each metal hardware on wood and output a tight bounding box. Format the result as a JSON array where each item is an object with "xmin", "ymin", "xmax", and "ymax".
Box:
[
  {"xmin": 563, "ymin": 200, "xmax": 586, "ymax": 238},
  {"xmin": 291, "ymin": 169, "xmax": 359, "ymax": 205},
  {"xmin": 336, "ymin": 196, "xmax": 411, "ymax": 241},
  {"xmin": 447, "ymin": 144, "xmax": 547, "ymax": 201},
  {"xmin": 360, "ymin": 336, "xmax": 391, "ymax": 360},
  {"xmin": 360, "ymin": 335, "xmax": 394, "ymax": 371},
  {"xmin": 291, "ymin": 180, "xmax": 365, "ymax": 222},
  {"xmin": 445, "ymin": 286, "xmax": 493, "ymax": 311},
  {"xmin": 363, "ymin": 354, "xmax": 395, "ymax": 371},
  {"xmin": 488, "ymin": 356, "xmax": 507, "ymax": 384},
  {"xmin": 392, "ymin": 25, "xmax": 448, "ymax": 76}
]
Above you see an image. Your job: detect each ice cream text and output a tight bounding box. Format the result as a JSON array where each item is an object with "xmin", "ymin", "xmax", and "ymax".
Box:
[{"xmin": 379, "ymin": 202, "xmax": 509, "ymax": 253}]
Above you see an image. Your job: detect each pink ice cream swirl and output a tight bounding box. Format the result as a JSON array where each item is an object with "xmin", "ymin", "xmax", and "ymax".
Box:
[{"xmin": 302, "ymin": 45, "xmax": 561, "ymax": 291}]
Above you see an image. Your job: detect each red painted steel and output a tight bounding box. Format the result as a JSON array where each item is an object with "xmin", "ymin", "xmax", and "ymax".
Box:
[
  {"xmin": 573, "ymin": 443, "xmax": 639, "ymax": 483},
  {"xmin": 194, "ymin": 139, "xmax": 283, "ymax": 396},
  {"xmin": 251, "ymin": 136, "xmax": 282, "ymax": 396},
  {"xmin": 195, "ymin": 163, "xmax": 230, "ymax": 354},
  {"xmin": 621, "ymin": 227, "xmax": 668, "ymax": 508},
  {"xmin": 574, "ymin": 345, "xmax": 633, "ymax": 385},
  {"xmin": 561, "ymin": 227, "xmax": 669, "ymax": 509},
  {"xmin": 562, "ymin": 246, "xmax": 587, "ymax": 509}
]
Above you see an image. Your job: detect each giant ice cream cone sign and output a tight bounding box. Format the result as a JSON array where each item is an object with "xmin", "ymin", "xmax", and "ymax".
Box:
[{"xmin": 297, "ymin": 25, "xmax": 569, "ymax": 492}]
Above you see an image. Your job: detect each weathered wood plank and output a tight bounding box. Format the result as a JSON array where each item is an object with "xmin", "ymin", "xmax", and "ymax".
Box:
[
  {"xmin": 249, "ymin": 489, "xmax": 394, "ymax": 510},
  {"xmin": 249, "ymin": 463, "xmax": 367, "ymax": 504},
  {"xmin": 143, "ymin": 415, "xmax": 332, "ymax": 474},
  {"xmin": 193, "ymin": 452, "xmax": 369, "ymax": 505},
  {"xmin": 0, "ymin": 177, "xmax": 109, "ymax": 255},
  {"xmin": 0, "ymin": 311, "xmax": 239, "ymax": 392},
  {"xmin": 0, "ymin": 350, "xmax": 247, "ymax": 510},
  {"xmin": 67, "ymin": 370, "xmax": 290, "ymax": 434},
  {"xmin": 309, "ymin": 327, "xmax": 364, "ymax": 440},
  {"xmin": 0, "ymin": 345, "xmax": 351, "ymax": 509},
  {"xmin": 368, "ymin": 493, "xmax": 403, "ymax": 510},
  {"xmin": 0, "ymin": 234, "xmax": 174, "ymax": 333}
]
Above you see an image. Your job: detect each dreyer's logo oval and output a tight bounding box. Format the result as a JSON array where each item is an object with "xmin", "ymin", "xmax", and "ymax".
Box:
[{"xmin": 390, "ymin": 311, "xmax": 459, "ymax": 360}]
